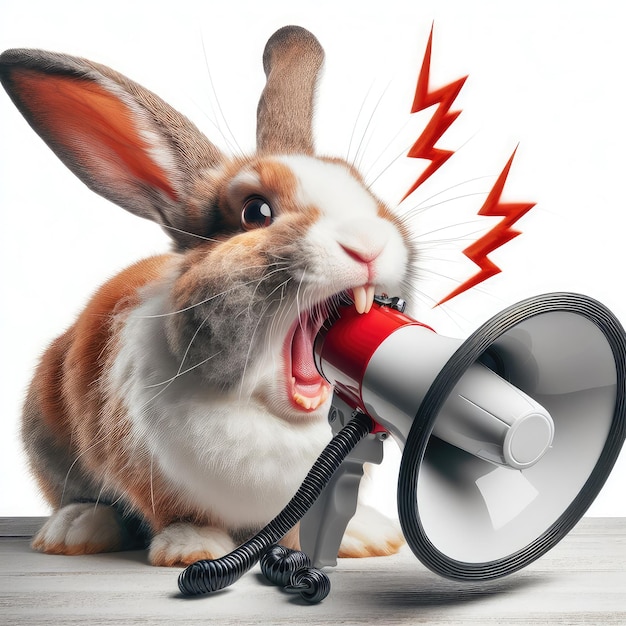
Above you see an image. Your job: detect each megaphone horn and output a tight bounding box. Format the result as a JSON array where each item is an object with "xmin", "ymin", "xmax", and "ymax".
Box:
[{"xmin": 310, "ymin": 292, "xmax": 626, "ymax": 580}]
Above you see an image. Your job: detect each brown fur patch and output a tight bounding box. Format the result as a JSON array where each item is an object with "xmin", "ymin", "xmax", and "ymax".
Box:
[
  {"xmin": 31, "ymin": 330, "xmax": 74, "ymax": 436},
  {"xmin": 62, "ymin": 256, "xmax": 173, "ymax": 462},
  {"xmin": 256, "ymin": 159, "xmax": 299, "ymax": 205},
  {"xmin": 23, "ymin": 255, "xmax": 173, "ymax": 511}
]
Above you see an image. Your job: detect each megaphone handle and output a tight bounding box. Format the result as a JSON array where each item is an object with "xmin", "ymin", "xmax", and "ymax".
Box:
[{"xmin": 300, "ymin": 401, "xmax": 384, "ymax": 568}]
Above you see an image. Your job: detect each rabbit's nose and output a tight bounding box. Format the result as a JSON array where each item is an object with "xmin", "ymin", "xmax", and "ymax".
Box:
[
  {"xmin": 339, "ymin": 242, "xmax": 382, "ymax": 264},
  {"xmin": 337, "ymin": 219, "xmax": 389, "ymax": 265}
]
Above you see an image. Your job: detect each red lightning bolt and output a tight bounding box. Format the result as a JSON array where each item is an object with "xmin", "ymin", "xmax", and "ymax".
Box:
[
  {"xmin": 403, "ymin": 27, "xmax": 536, "ymax": 305},
  {"xmin": 437, "ymin": 149, "xmax": 536, "ymax": 305},
  {"xmin": 402, "ymin": 25, "xmax": 467, "ymax": 200}
]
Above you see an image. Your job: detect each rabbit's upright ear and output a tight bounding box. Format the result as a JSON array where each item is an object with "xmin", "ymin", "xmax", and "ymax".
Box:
[
  {"xmin": 0, "ymin": 49, "xmax": 225, "ymax": 247},
  {"xmin": 257, "ymin": 26, "xmax": 324, "ymax": 155}
]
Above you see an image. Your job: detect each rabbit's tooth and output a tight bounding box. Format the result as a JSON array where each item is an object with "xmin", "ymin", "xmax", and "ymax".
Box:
[
  {"xmin": 365, "ymin": 285, "xmax": 375, "ymax": 314},
  {"xmin": 353, "ymin": 285, "xmax": 375, "ymax": 314},
  {"xmin": 353, "ymin": 286, "xmax": 366, "ymax": 314}
]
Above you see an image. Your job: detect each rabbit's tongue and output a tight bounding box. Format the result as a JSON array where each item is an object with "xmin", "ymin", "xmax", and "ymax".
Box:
[
  {"xmin": 291, "ymin": 315, "xmax": 321, "ymax": 384},
  {"xmin": 289, "ymin": 312, "xmax": 331, "ymax": 411}
]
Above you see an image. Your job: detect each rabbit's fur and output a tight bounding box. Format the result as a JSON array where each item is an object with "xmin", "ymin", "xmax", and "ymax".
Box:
[{"xmin": 1, "ymin": 26, "xmax": 414, "ymax": 565}]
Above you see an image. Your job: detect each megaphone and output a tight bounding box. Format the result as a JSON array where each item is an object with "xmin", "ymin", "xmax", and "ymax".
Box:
[
  {"xmin": 178, "ymin": 292, "xmax": 626, "ymax": 599},
  {"xmin": 305, "ymin": 291, "xmax": 626, "ymax": 580}
]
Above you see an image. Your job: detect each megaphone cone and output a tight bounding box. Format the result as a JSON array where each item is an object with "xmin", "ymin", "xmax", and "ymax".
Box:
[{"xmin": 313, "ymin": 292, "xmax": 626, "ymax": 580}]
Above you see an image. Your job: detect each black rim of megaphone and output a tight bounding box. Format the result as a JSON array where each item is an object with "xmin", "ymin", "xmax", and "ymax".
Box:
[{"xmin": 397, "ymin": 292, "xmax": 626, "ymax": 581}]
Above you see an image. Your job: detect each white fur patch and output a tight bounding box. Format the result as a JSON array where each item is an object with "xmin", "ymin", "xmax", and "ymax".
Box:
[
  {"xmin": 149, "ymin": 522, "xmax": 236, "ymax": 565},
  {"xmin": 279, "ymin": 155, "xmax": 409, "ymax": 297},
  {"xmin": 32, "ymin": 503, "xmax": 122, "ymax": 553},
  {"xmin": 109, "ymin": 278, "xmax": 332, "ymax": 530},
  {"xmin": 227, "ymin": 168, "xmax": 262, "ymax": 205},
  {"xmin": 279, "ymin": 156, "xmax": 378, "ymax": 221}
]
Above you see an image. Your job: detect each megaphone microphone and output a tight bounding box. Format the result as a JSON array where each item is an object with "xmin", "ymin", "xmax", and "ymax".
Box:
[{"xmin": 179, "ymin": 292, "xmax": 626, "ymax": 599}]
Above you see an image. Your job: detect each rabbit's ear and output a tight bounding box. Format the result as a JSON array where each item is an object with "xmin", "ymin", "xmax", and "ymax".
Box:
[
  {"xmin": 256, "ymin": 26, "xmax": 324, "ymax": 155},
  {"xmin": 0, "ymin": 49, "xmax": 225, "ymax": 247}
]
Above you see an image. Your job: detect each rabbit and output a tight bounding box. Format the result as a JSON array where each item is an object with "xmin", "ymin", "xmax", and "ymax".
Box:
[{"xmin": 0, "ymin": 25, "xmax": 416, "ymax": 566}]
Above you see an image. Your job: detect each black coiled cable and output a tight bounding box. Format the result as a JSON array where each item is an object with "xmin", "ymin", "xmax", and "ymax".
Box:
[
  {"xmin": 260, "ymin": 544, "xmax": 331, "ymax": 603},
  {"xmin": 285, "ymin": 566, "xmax": 331, "ymax": 603},
  {"xmin": 178, "ymin": 411, "xmax": 373, "ymax": 597},
  {"xmin": 260, "ymin": 544, "xmax": 312, "ymax": 586}
]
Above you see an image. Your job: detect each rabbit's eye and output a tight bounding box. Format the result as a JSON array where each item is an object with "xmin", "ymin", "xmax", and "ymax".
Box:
[{"xmin": 241, "ymin": 196, "xmax": 273, "ymax": 230}]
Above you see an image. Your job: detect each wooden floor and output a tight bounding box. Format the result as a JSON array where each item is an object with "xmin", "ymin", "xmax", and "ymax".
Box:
[{"xmin": 1, "ymin": 517, "xmax": 624, "ymax": 625}]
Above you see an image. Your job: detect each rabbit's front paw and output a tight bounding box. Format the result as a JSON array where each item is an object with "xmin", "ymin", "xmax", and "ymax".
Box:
[
  {"xmin": 339, "ymin": 504, "xmax": 404, "ymax": 558},
  {"xmin": 149, "ymin": 523, "xmax": 236, "ymax": 567},
  {"xmin": 32, "ymin": 503, "xmax": 123, "ymax": 555}
]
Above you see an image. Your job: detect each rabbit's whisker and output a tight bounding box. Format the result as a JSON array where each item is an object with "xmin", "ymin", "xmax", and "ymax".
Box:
[
  {"xmin": 199, "ymin": 36, "xmax": 246, "ymax": 158},
  {"xmin": 237, "ymin": 297, "xmax": 281, "ymax": 402},
  {"xmin": 143, "ymin": 351, "xmax": 223, "ymax": 390},
  {"xmin": 133, "ymin": 349, "xmax": 224, "ymax": 415},
  {"xmin": 352, "ymin": 83, "xmax": 391, "ymax": 174},
  {"xmin": 346, "ymin": 80, "xmax": 376, "ymax": 165},
  {"xmin": 139, "ymin": 265, "xmax": 288, "ymax": 319},
  {"xmin": 160, "ymin": 223, "xmax": 223, "ymax": 244},
  {"xmin": 412, "ymin": 220, "xmax": 491, "ymax": 243},
  {"xmin": 400, "ymin": 191, "xmax": 489, "ymax": 223},
  {"xmin": 364, "ymin": 140, "xmax": 415, "ymax": 192},
  {"xmin": 60, "ymin": 429, "xmax": 114, "ymax": 508},
  {"xmin": 236, "ymin": 266, "xmax": 298, "ymax": 398},
  {"xmin": 404, "ymin": 175, "xmax": 494, "ymax": 212},
  {"xmin": 150, "ymin": 454, "xmax": 156, "ymax": 517}
]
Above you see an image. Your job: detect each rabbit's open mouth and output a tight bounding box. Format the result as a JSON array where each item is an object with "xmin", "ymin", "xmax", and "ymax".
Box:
[
  {"xmin": 285, "ymin": 309, "xmax": 331, "ymax": 412},
  {"xmin": 284, "ymin": 285, "xmax": 375, "ymax": 412}
]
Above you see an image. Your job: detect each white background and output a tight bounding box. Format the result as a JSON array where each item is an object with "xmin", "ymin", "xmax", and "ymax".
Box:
[{"xmin": 1, "ymin": 0, "xmax": 624, "ymax": 518}]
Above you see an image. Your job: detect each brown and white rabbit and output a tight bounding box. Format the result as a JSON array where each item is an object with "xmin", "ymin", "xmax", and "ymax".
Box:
[{"xmin": 0, "ymin": 26, "xmax": 415, "ymax": 566}]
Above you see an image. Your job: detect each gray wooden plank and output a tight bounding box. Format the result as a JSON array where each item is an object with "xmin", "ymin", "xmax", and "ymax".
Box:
[
  {"xmin": 1, "ymin": 518, "xmax": 624, "ymax": 625},
  {"xmin": 0, "ymin": 517, "xmax": 46, "ymax": 537}
]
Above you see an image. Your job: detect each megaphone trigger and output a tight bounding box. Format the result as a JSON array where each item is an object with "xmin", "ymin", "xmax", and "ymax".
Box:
[{"xmin": 300, "ymin": 395, "xmax": 386, "ymax": 568}]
